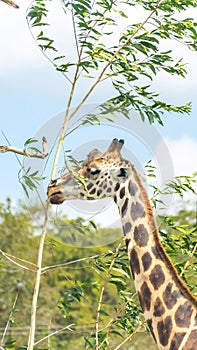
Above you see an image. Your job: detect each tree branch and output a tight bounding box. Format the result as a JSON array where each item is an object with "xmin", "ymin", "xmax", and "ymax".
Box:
[
  {"xmin": 0, "ymin": 137, "xmax": 48, "ymax": 159},
  {"xmin": 27, "ymin": 202, "xmax": 49, "ymax": 350},
  {"xmin": 1, "ymin": 0, "xmax": 19, "ymax": 9},
  {"xmin": 33, "ymin": 324, "xmax": 75, "ymax": 346},
  {"xmin": 0, "ymin": 249, "xmax": 37, "ymax": 272}
]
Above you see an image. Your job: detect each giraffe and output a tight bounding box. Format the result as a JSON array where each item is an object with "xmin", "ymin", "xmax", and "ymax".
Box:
[{"xmin": 47, "ymin": 138, "xmax": 197, "ymax": 350}]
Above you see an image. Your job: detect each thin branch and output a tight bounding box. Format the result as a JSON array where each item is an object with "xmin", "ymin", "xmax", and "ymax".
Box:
[
  {"xmin": 0, "ymin": 292, "xmax": 19, "ymax": 347},
  {"xmin": 26, "ymin": 1, "xmax": 73, "ymax": 85},
  {"xmin": 68, "ymin": 1, "xmax": 162, "ymax": 121},
  {"xmin": 33, "ymin": 324, "xmax": 75, "ymax": 346},
  {"xmin": 1, "ymin": 0, "xmax": 19, "ymax": 9},
  {"xmin": 1, "ymin": 130, "xmax": 23, "ymax": 168},
  {"xmin": 0, "ymin": 137, "xmax": 48, "ymax": 159},
  {"xmin": 113, "ymin": 322, "xmax": 145, "ymax": 350},
  {"xmin": 41, "ymin": 254, "xmax": 102, "ymax": 274},
  {"xmin": 0, "ymin": 249, "xmax": 37, "ymax": 272},
  {"xmin": 71, "ymin": 5, "xmax": 80, "ymax": 59},
  {"xmin": 27, "ymin": 202, "xmax": 49, "ymax": 350}
]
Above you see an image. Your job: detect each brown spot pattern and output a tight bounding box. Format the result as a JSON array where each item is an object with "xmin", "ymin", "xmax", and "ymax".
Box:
[
  {"xmin": 157, "ymin": 316, "xmax": 172, "ymax": 346},
  {"xmin": 87, "ymin": 183, "xmax": 94, "ymax": 190},
  {"xmin": 130, "ymin": 249, "xmax": 140, "ymax": 276},
  {"xmin": 141, "ymin": 252, "xmax": 152, "ymax": 272},
  {"xmin": 130, "ymin": 202, "xmax": 146, "ymax": 221},
  {"xmin": 128, "ymin": 179, "xmax": 138, "ymax": 196},
  {"xmin": 175, "ymin": 302, "xmax": 193, "ymax": 328},
  {"xmin": 125, "ymin": 238, "xmax": 130, "ymax": 251},
  {"xmin": 139, "ymin": 282, "xmax": 151, "ymax": 311},
  {"xmin": 182, "ymin": 329, "xmax": 197, "ymax": 350},
  {"xmin": 114, "ymin": 183, "xmax": 120, "ymax": 192},
  {"xmin": 153, "ymin": 297, "xmax": 165, "ymax": 317},
  {"xmin": 169, "ymin": 332, "xmax": 186, "ymax": 350},
  {"xmin": 149, "ymin": 265, "xmax": 165, "ymax": 290},
  {"xmin": 134, "ymin": 224, "xmax": 149, "ymax": 247},
  {"xmin": 90, "ymin": 188, "xmax": 96, "ymax": 195},
  {"xmin": 151, "ymin": 246, "xmax": 162, "ymax": 260},
  {"xmin": 123, "ymin": 222, "xmax": 132, "ymax": 235},
  {"xmin": 97, "ymin": 189, "xmax": 102, "ymax": 196},
  {"xmin": 121, "ymin": 197, "xmax": 129, "ymax": 218},
  {"xmin": 147, "ymin": 319, "xmax": 156, "ymax": 343},
  {"xmin": 119, "ymin": 187, "xmax": 125, "ymax": 199},
  {"xmin": 163, "ymin": 282, "xmax": 181, "ymax": 310}
]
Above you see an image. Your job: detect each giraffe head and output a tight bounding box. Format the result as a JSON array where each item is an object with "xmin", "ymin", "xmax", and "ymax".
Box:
[{"xmin": 47, "ymin": 139, "xmax": 132, "ymax": 205}]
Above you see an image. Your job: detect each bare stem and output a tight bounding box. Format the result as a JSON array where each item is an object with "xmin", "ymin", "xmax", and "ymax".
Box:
[
  {"xmin": 0, "ymin": 249, "xmax": 36, "ymax": 272},
  {"xmin": 113, "ymin": 322, "xmax": 145, "ymax": 350},
  {"xmin": 27, "ymin": 202, "xmax": 49, "ymax": 350},
  {"xmin": 41, "ymin": 254, "xmax": 101, "ymax": 274},
  {"xmin": 1, "ymin": 0, "xmax": 19, "ymax": 9},
  {"xmin": 33, "ymin": 324, "xmax": 75, "ymax": 346}
]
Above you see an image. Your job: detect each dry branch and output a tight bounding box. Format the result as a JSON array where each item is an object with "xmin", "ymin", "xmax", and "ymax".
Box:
[
  {"xmin": 0, "ymin": 0, "xmax": 19, "ymax": 9},
  {"xmin": 0, "ymin": 137, "xmax": 48, "ymax": 159}
]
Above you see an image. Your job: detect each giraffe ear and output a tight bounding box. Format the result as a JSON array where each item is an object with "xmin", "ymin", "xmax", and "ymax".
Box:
[{"xmin": 111, "ymin": 167, "xmax": 131, "ymax": 182}]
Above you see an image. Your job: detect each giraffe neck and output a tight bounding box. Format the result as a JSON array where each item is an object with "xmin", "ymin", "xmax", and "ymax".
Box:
[{"xmin": 114, "ymin": 165, "xmax": 197, "ymax": 350}]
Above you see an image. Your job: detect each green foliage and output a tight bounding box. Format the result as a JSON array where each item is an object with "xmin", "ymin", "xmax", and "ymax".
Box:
[
  {"xmin": 18, "ymin": 167, "xmax": 44, "ymax": 197},
  {"xmin": 166, "ymin": 172, "xmax": 197, "ymax": 197},
  {"xmin": 26, "ymin": 0, "xmax": 197, "ymax": 124},
  {"xmin": 2, "ymin": 1, "xmax": 197, "ymax": 349},
  {"xmin": 0, "ymin": 200, "xmax": 196, "ymax": 349}
]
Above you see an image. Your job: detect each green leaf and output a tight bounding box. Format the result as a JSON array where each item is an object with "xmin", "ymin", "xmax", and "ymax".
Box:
[
  {"xmin": 99, "ymin": 309, "xmax": 109, "ymax": 316},
  {"xmin": 24, "ymin": 138, "xmax": 38, "ymax": 147}
]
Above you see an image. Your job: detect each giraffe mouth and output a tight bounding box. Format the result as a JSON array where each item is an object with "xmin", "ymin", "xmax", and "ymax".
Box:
[{"xmin": 48, "ymin": 191, "xmax": 65, "ymax": 205}]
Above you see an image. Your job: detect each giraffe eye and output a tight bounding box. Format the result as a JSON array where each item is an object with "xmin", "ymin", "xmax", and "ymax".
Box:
[{"xmin": 89, "ymin": 168, "xmax": 101, "ymax": 176}]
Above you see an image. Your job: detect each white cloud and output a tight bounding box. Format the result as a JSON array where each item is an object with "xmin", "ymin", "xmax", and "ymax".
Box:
[
  {"xmin": 164, "ymin": 136, "xmax": 197, "ymax": 176},
  {"xmin": 0, "ymin": 0, "xmax": 75, "ymax": 72},
  {"xmin": 152, "ymin": 136, "xmax": 197, "ymax": 215}
]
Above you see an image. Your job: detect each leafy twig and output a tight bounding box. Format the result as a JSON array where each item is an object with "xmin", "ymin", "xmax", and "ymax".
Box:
[
  {"xmin": 51, "ymin": 1, "xmax": 162, "ymax": 180},
  {"xmin": 0, "ymin": 137, "xmax": 48, "ymax": 159},
  {"xmin": 180, "ymin": 242, "xmax": 197, "ymax": 278}
]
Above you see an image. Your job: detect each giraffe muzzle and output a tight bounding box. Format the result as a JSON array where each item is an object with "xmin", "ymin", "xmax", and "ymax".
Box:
[
  {"xmin": 47, "ymin": 180, "xmax": 65, "ymax": 204},
  {"xmin": 48, "ymin": 191, "xmax": 65, "ymax": 204}
]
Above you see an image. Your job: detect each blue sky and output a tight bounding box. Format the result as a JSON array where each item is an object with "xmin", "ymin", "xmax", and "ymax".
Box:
[{"xmin": 0, "ymin": 1, "xmax": 197, "ymax": 220}]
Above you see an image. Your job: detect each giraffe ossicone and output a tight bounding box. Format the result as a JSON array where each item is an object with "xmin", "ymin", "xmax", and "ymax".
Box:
[{"xmin": 47, "ymin": 138, "xmax": 197, "ymax": 350}]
